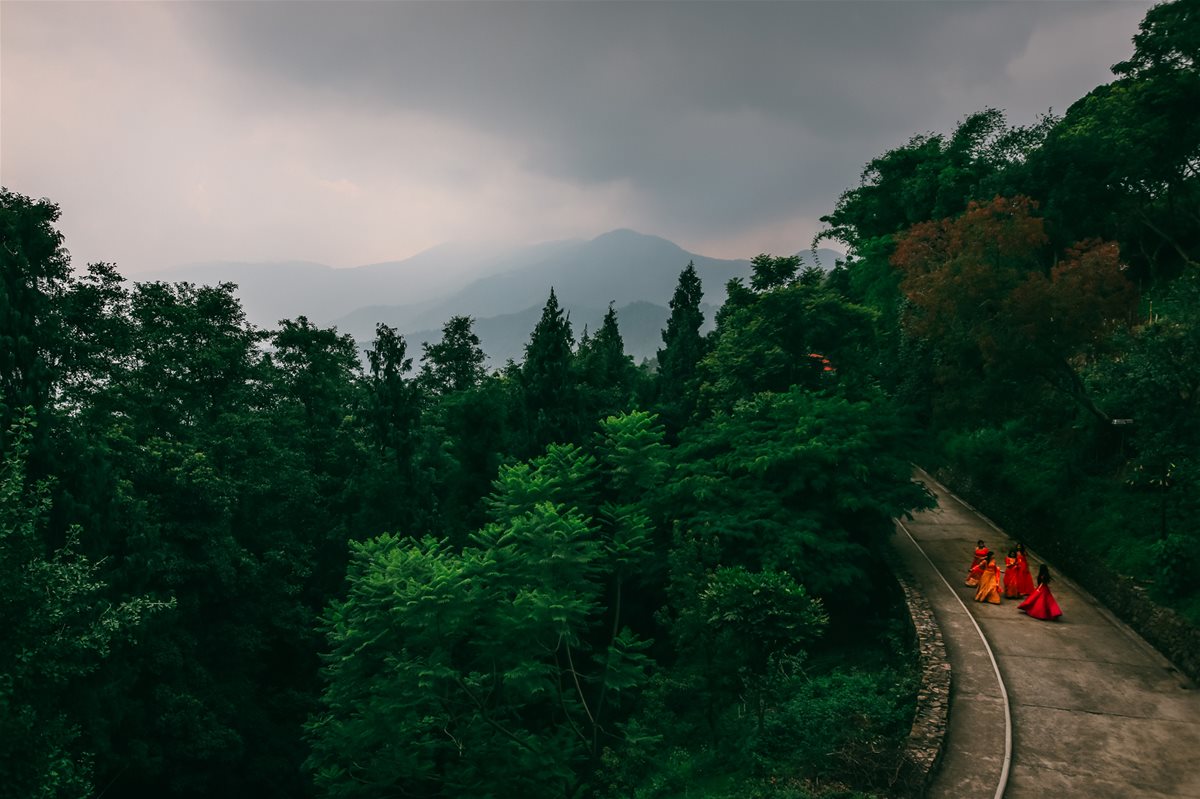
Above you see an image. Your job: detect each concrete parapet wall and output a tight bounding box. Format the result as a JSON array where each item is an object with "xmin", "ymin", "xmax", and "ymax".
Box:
[{"xmin": 890, "ymin": 568, "xmax": 951, "ymax": 798}]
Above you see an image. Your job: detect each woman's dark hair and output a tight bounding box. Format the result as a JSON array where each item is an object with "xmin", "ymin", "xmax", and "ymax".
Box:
[
  {"xmin": 985, "ymin": 551, "xmax": 996, "ymax": 563},
  {"xmin": 1037, "ymin": 564, "xmax": 1051, "ymax": 585},
  {"xmin": 977, "ymin": 539, "xmax": 985, "ymax": 548},
  {"xmin": 1016, "ymin": 542, "xmax": 1026, "ymax": 554},
  {"xmin": 1008, "ymin": 548, "xmax": 1017, "ymax": 559}
]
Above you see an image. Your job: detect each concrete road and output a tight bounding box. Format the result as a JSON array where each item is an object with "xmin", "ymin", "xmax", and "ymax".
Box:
[{"xmin": 891, "ymin": 468, "xmax": 1200, "ymax": 799}]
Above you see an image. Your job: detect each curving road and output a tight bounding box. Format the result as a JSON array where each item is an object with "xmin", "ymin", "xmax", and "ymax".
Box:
[{"xmin": 891, "ymin": 468, "xmax": 1200, "ymax": 799}]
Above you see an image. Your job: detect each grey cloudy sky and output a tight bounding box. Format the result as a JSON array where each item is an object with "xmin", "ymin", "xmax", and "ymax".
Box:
[{"xmin": 2, "ymin": 0, "xmax": 1151, "ymax": 274}]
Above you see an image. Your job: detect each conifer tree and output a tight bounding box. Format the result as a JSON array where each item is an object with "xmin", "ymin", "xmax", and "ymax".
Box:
[
  {"xmin": 518, "ymin": 289, "xmax": 578, "ymax": 453},
  {"xmin": 656, "ymin": 263, "xmax": 706, "ymax": 431},
  {"xmin": 578, "ymin": 304, "xmax": 636, "ymax": 421}
]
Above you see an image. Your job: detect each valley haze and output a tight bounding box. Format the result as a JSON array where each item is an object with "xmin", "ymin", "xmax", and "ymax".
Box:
[{"xmin": 148, "ymin": 229, "xmax": 842, "ymax": 365}]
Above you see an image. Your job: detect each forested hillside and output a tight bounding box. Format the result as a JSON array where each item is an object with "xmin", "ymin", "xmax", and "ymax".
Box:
[
  {"xmin": 2, "ymin": 1, "xmax": 1197, "ymax": 798},
  {"xmin": 2, "ymin": 201, "xmax": 928, "ymax": 798},
  {"xmin": 817, "ymin": 0, "xmax": 1200, "ymax": 623}
]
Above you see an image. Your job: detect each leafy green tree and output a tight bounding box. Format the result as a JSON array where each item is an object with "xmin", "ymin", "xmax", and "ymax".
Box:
[
  {"xmin": 0, "ymin": 190, "xmax": 72, "ymax": 456},
  {"xmin": 366, "ymin": 323, "xmax": 417, "ymax": 446},
  {"xmin": 0, "ymin": 415, "xmax": 168, "ymax": 799},
  {"xmin": 307, "ymin": 429, "xmax": 658, "ymax": 798},
  {"xmin": 591, "ymin": 411, "xmax": 668, "ymax": 677},
  {"xmin": 820, "ymin": 109, "xmax": 1051, "ymax": 252},
  {"xmin": 700, "ymin": 566, "xmax": 828, "ymax": 733},
  {"xmin": 487, "ymin": 442, "xmax": 601, "ymax": 525},
  {"xmin": 1114, "ymin": 0, "xmax": 1199, "ymax": 78},
  {"xmin": 814, "ymin": 111, "xmax": 1057, "ymax": 395},
  {"xmin": 749, "ymin": 253, "xmax": 801, "ymax": 292},
  {"xmin": 1091, "ymin": 272, "xmax": 1200, "ymax": 584},
  {"xmin": 358, "ymin": 323, "xmax": 432, "ymax": 535},
  {"xmin": 53, "ymin": 262, "xmax": 134, "ymax": 419},
  {"xmin": 1011, "ymin": 0, "xmax": 1200, "ymax": 281},
  {"xmin": 67, "ymin": 293, "xmax": 342, "ymax": 799},
  {"xmin": 425, "ymin": 375, "xmax": 511, "ymax": 543},
  {"xmin": 272, "ymin": 316, "xmax": 361, "ymax": 440},
  {"xmin": 420, "ymin": 315, "xmax": 487, "ymax": 396},
  {"xmin": 668, "ymin": 388, "xmax": 932, "ymax": 595},
  {"xmin": 382, "ymin": 317, "xmax": 503, "ymax": 545},
  {"xmin": 697, "ymin": 281, "xmax": 877, "ymax": 414}
]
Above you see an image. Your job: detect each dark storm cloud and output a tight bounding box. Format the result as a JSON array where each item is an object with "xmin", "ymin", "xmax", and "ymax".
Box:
[
  {"xmin": 2, "ymin": 1, "xmax": 1150, "ymax": 272},
  {"xmin": 183, "ymin": 0, "xmax": 1143, "ymax": 238}
]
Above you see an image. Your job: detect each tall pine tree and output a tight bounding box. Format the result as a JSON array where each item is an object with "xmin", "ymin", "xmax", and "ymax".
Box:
[
  {"xmin": 656, "ymin": 262, "xmax": 706, "ymax": 433},
  {"xmin": 578, "ymin": 304, "xmax": 636, "ymax": 421},
  {"xmin": 518, "ymin": 289, "xmax": 578, "ymax": 454}
]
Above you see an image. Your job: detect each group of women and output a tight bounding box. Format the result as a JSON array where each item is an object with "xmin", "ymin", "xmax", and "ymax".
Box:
[{"xmin": 965, "ymin": 540, "xmax": 1062, "ymax": 620}]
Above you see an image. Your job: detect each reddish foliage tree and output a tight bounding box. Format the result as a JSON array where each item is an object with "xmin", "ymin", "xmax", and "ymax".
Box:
[{"xmin": 891, "ymin": 196, "xmax": 1136, "ymax": 422}]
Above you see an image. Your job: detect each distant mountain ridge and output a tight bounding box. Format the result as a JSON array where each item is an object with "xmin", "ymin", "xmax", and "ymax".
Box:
[
  {"xmin": 142, "ymin": 231, "xmax": 841, "ymax": 365},
  {"xmin": 405, "ymin": 300, "xmax": 722, "ymax": 367}
]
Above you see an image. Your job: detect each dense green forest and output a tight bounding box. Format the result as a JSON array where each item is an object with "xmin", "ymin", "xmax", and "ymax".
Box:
[{"xmin": 3, "ymin": 1, "xmax": 1198, "ymax": 797}]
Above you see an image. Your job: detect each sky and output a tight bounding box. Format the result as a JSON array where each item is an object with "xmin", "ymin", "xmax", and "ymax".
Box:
[{"xmin": 1, "ymin": 0, "xmax": 1153, "ymax": 275}]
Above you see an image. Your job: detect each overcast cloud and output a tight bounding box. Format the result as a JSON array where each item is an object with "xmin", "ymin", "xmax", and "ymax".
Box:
[{"xmin": 1, "ymin": 1, "xmax": 1151, "ymax": 274}]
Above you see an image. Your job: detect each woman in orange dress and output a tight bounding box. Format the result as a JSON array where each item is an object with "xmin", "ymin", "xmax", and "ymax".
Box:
[
  {"xmin": 974, "ymin": 552, "xmax": 1003, "ymax": 604},
  {"xmin": 1014, "ymin": 543, "xmax": 1035, "ymax": 596},
  {"xmin": 1003, "ymin": 549, "xmax": 1022, "ymax": 598},
  {"xmin": 1018, "ymin": 565, "xmax": 1062, "ymax": 620}
]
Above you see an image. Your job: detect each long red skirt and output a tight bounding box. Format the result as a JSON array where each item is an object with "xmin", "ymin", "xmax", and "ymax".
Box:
[
  {"xmin": 1014, "ymin": 553, "xmax": 1036, "ymax": 596},
  {"xmin": 1018, "ymin": 584, "xmax": 1062, "ymax": 620},
  {"xmin": 965, "ymin": 562, "xmax": 983, "ymax": 587},
  {"xmin": 1003, "ymin": 558, "xmax": 1022, "ymax": 598}
]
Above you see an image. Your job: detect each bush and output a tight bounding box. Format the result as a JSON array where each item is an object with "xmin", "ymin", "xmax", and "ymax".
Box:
[{"xmin": 750, "ymin": 667, "xmax": 917, "ymax": 790}]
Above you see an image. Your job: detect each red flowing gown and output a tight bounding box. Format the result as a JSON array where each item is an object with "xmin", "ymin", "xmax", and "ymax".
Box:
[
  {"xmin": 1003, "ymin": 556, "xmax": 1022, "ymax": 598},
  {"xmin": 1015, "ymin": 552, "xmax": 1036, "ymax": 596},
  {"xmin": 965, "ymin": 562, "xmax": 984, "ymax": 587},
  {"xmin": 1018, "ymin": 583, "xmax": 1062, "ymax": 620}
]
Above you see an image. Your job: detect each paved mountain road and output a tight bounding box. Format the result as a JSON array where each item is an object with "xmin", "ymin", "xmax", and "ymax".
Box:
[{"xmin": 890, "ymin": 468, "xmax": 1200, "ymax": 799}]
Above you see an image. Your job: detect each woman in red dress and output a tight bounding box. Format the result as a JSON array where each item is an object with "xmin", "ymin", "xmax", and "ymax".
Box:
[
  {"xmin": 1003, "ymin": 549, "xmax": 1022, "ymax": 598},
  {"xmin": 970, "ymin": 540, "xmax": 988, "ymax": 570},
  {"xmin": 966, "ymin": 540, "xmax": 988, "ymax": 586},
  {"xmin": 966, "ymin": 552, "xmax": 986, "ymax": 586},
  {"xmin": 974, "ymin": 552, "xmax": 1003, "ymax": 604},
  {"xmin": 1014, "ymin": 543, "xmax": 1036, "ymax": 596},
  {"xmin": 1018, "ymin": 565, "xmax": 1063, "ymax": 620}
]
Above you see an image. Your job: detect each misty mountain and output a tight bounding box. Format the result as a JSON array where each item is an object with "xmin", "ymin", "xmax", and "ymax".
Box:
[
  {"xmin": 144, "ymin": 230, "xmax": 840, "ymax": 363},
  {"xmin": 142, "ymin": 238, "xmax": 585, "ymax": 330},
  {"xmin": 332, "ymin": 230, "xmax": 842, "ymax": 341},
  {"xmin": 407, "ymin": 300, "xmax": 721, "ymax": 368}
]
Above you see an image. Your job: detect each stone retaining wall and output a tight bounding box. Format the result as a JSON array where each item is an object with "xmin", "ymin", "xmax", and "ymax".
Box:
[
  {"xmin": 890, "ymin": 568, "xmax": 952, "ymax": 798},
  {"xmin": 934, "ymin": 467, "xmax": 1200, "ymax": 686}
]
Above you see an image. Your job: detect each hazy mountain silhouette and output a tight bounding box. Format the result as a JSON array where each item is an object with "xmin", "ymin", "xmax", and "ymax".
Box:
[
  {"xmin": 145, "ymin": 230, "xmax": 840, "ymax": 363},
  {"xmin": 144, "ymin": 238, "xmax": 583, "ymax": 330},
  {"xmin": 332, "ymin": 230, "xmax": 841, "ymax": 338},
  {"xmin": 408, "ymin": 300, "xmax": 721, "ymax": 368}
]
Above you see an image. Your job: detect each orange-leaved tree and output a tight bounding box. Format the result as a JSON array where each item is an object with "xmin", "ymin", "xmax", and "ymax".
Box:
[{"xmin": 892, "ymin": 195, "xmax": 1136, "ymax": 424}]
